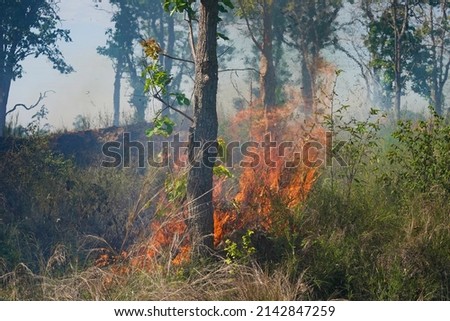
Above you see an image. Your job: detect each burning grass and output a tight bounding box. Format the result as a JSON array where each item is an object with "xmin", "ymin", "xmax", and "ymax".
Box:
[
  {"xmin": 1, "ymin": 93, "xmax": 449, "ymax": 300},
  {"xmin": 213, "ymin": 104, "xmax": 326, "ymax": 246}
]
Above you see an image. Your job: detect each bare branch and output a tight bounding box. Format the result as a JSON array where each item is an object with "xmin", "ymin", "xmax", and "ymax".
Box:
[
  {"xmin": 153, "ymin": 94, "xmax": 194, "ymax": 123},
  {"xmin": 160, "ymin": 52, "xmax": 194, "ymax": 64},
  {"xmin": 237, "ymin": 0, "xmax": 264, "ymax": 53},
  {"xmin": 230, "ymin": 72, "xmax": 250, "ymax": 106},
  {"xmin": 186, "ymin": 13, "xmax": 197, "ymax": 61},
  {"xmin": 334, "ymin": 41, "xmax": 372, "ymax": 100},
  {"xmin": 218, "ymin": 68, "xmax": 260, "ymax": 74},
  {"xmin": 6, "ymin": 90, "xmax": 55, "ymax": 116}
]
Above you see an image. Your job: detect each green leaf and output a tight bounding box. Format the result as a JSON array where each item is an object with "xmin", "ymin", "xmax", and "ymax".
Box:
[
  {"xmin": 217, "ymin": 32, "xmax": 230, "ymax": 41},
  {"xmin": 171, "ymin": 93, "xmax": 190, "ymax": 106},
  {"xmin": 213, "ymin": 164, "xmax": 233, "ymax": 178},
  {"xmin": 222, "ymin": 0, "xmax": 234, "ymax": 9},
  {"xmin": 146, "ymin": 116, "xmax": 176, "ymax": 138}
]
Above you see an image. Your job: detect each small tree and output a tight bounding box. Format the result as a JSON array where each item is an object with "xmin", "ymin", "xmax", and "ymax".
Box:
[{"xmin": 0, "ymin": 0, "xmax": 73, "ymax": 136}]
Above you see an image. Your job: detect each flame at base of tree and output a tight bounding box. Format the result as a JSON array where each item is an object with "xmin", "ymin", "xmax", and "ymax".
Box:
[
  {"xmin": 213, "ymin": 101, "xmax": 326, "ymax": 246},
  {"xmin": 96, "ymin": 90, "xmax": 328, "ymax": 270}
]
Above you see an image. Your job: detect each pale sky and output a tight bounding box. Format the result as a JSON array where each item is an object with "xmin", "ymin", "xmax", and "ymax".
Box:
[
  {"xmin": 7, "ymin": 0, "xmax": 122, "ymax": 130},
  {"xmin": 5, "ymin": 0, "xmax": 430, "ymax": 131}
]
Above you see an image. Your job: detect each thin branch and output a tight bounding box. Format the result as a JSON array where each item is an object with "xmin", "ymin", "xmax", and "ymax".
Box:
[
  {"xmin": 334, "ymin": 41, "xmax": 372, "ymax": 98},
  {"xmin": 238, "ymin": 0, "xmax": 264, "ymax": 53},
  {"xmin": 230, "ymin": 72, "xmax": 250, "ymax": 106},
  {"xmin": 186, "ymin": 14, "xmax": 197, "ymax": 61},
  {"xmin": 153, "ymin": 94, "xmax": 194, "ymax": 123},
  {"xmin": 6, "ymin": 90, "xmax": 55, "ymax": 116},
  {"xmin": 218, "ymin": 44, "xmax": 235, "ymax": 59},
  {"xmin": 160, "ymin": 52, "xmax": 194, "ymax": 64},
  {"xmin": 218, "ymin": 68, "xmax": 260, "ymax": 74}
]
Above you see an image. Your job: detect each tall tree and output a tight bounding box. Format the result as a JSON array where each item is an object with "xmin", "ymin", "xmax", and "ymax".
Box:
[
  {"xmin": 392, "ymin": 0, "xmax": 412, "ymax": 120},
  {"xmin": 411, "ymin": 0, "xmax": 450, "ymax": 115},
  {"xmin": 186, "ymin": 0, "xmax": 220, "ymax": 252},
  {"xmin": 284, "ymin": 0, "xmax": 343, "ymax": 117},
  {"xmin": 98, "ymin": 0, "xmax": 144, "ymax": 125},
  {"xmin": 238, "ymin": 0, "xmax": 277, "ymax": 114},
  {"xmin": 155, "ymin": 0, "xmax": 222, "ymax": 252},
  {"xmin": 364, "ymin": 0, "xmax": 427, "ymax": 119},
  {"xmin": 0, "ymin": 0, "xmax": 73, "ymax": 137},
  {"xmin": 333, "ymin": 0, "xmax": 386, "ymax": 108},
  {"xmin": 98, "ymin": 0, "xmax": 181, "ymax": 125}
]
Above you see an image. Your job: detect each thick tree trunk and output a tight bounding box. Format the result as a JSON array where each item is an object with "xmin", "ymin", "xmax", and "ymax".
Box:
[
  {"xmin": 187, "ymin": 0, "xmax": 219, "ymax": 253},
  {"xmin": 0, "ymin": 74, "xmax": 12, "ymax": 137},
  {"xmin": 434, "ymin": 89, "xmax": 443, "ymax": 116}
]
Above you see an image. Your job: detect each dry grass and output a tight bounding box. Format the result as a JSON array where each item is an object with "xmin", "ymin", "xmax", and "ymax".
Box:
[
  {"xmin": 1, "ymin": 258, "xmax": 309, "ymax": 301},
  {"xmin": 106, "ymin": 261, "xmax": 309, "ymax": 301}
]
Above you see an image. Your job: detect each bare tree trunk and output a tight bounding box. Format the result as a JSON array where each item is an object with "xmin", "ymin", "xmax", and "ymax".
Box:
[
  {"xmin": 428, "ymin": 0, "xmax": 449, "ymax": 116},
  {"xmin": 394, "ymin": 57, "xmax": 402, "ymax": 120},
  {"xmin": 187, "ymin": 0, "xmax": 219, "ymax": 253},
  {"xmin": 238, "ymin": 0, "xmax": 276, "ymax": 126},
  {"xmin": 392, "ymin": 0, "xmax": 409, "ymax": 120},
  {"xmin": 301, "ymin": 57, "xmax": 314, "ymax": 116},
  {"xmin": 260, "ymin": 0, "xmax": 276, "ymax": 114},
  {"xmin": 162, "ymin": 15, "xmax": 176, "ymax": 118},
  {"xmin": 433, "ymin": 89, "xmax": 443, "ymax": 115},
  {"xmin": 113, "ymin": 57, "xmax": 123, "ymax": 127},
  {"xmin": 0, "ymin": 74, "xmax": 12, "ymax": 137},
  {"xmin": 129, "ymin": 69, "xmax": 147, "ymax": 122}
]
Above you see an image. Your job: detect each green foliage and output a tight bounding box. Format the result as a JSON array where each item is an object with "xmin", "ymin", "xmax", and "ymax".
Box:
[
  {"xmin": 163, "ymin": 0, "xmax": 196, "ymax": 18},
  {"xmin": 0, "ymin": 0, "xmax": 73, "ymax": 79},
  {"xmin": 164, "ymin": 174, "xmax": 187, "ymax": 204},
  {"xmin": 72, "ymin": 114, "xmax": 92, "ymax": 131},
  {"xmin": 387, "ymin": 107, "xmax": 450, "ymax": 193},
  {"xmin": 0, "ymin": 133, "xmax": 145, "ymax": 273},
  {"xmin": 213, "ymin": 138, "xmax": 233, "ymax": 178},
  {"xmin": 163, "ymin": 0, "xmax": 234, "ymax": 18},
  {"xmin": 284, "ymin": 0, "xmax": 343, "ymax": 56},
  {"xmin": 143, "ymin": 63, "xmax": 173, "ymax": 95},
  {"xmin": 141, "ymin": 37, "xmax": 191, "ymax": 138},
  {"xmin": 146, "ymin": 116, "xmax": 175, "ymax": 138},
  {"xmin": 364, "ymin": 3, "xmax": 428, "ymax": 105},
  {"xmin": 224, "ymin": 230, "xmax": 256, "ymax": 265},
  {"xmin": 171, "ymin": 93, "xmax": 191, "ymax": 106},
  {"xmin": 213, "ymin": 164, "xmax": 233, "ymax": 178},
  {"xmin": 324, "ymin": 104, "xmax": 384, "ymax": 200}
]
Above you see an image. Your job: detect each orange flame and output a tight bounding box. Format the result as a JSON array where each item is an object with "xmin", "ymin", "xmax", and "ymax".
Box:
[{"xmin": 213, "ymin": 102, "xmax": 326, "ymax": 246}]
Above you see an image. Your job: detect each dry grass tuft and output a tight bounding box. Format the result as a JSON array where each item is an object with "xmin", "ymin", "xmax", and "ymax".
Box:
[{"xmin": 105, "ymin": 260, "xmax": 309, "ymax": 301}]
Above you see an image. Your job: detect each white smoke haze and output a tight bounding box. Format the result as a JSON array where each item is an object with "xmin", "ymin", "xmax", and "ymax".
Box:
[{"xmin": 5, "ymin": 0, "xmax": 437, "ymax": 131}]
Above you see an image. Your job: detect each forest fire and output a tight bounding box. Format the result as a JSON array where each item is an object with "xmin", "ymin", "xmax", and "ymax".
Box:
[
  {"xmin": 121, "ymin": 96, "xmax": 328, "ymax": 268},
  {"xmin": 103, "ymin": 92, "xmax": 328, "ymax": 268},
  {"xmin": 213, "ymin": 103, "xmax": 326, "ymax": 246}
]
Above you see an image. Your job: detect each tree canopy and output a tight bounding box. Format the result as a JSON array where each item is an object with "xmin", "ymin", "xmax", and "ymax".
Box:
[{"xmin": 0, "ymin": 0, "xmax": 73, "ymax": 136}]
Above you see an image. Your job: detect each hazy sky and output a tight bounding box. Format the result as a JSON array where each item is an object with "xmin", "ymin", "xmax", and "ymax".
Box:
[{"xmin": 6, "ymin": 0, "xmax": 429, "ymax": 131}]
